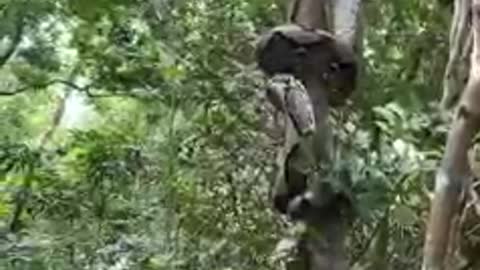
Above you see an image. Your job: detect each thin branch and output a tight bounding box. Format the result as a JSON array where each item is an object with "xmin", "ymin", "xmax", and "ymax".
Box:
[
  {"xmin": 39, "ymin": 90, "xmax": 72, "ymax": 145},
  {"xmin": 51, "ymin": 80, "xmax": 134, "ymax": 98},
  {"xmin": 0, "ymin": 79, "xmax": 87, "ymax": 96},
  {"xmin": 0, "ymin": 79, "xmax": 142, "ymax": 99},
  {"xmin": 55, "ymin": 79, "xmax": 148, "ymax": 99},
  {"xmin": 0, "ymin": 84, "xmax": 31, "ymax": 96},
  {"xmin": 83, "ymin": 88, "xmax": 139, "ymax": 99}
]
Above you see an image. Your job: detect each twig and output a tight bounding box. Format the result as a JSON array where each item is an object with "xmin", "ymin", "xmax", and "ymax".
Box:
[{"xmin": 0, "ymin": 79, "xmax": 143, "ymax": 99}]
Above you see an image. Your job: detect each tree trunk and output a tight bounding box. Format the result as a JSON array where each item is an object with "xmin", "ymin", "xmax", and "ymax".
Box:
[
  {"xmin": 441, "ymin": 0, "xmax": 472, "ymax": 110},
  {"xmin": 422, "ymin": 1, "xmax": 480, "ymax": 269},
  {"xmin": 258, "ymin": 1, "xmax": 363, "ymax": 270}
]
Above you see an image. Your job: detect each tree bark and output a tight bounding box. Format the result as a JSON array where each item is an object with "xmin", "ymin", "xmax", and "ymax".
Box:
[
  {"xmin": 422, "ymin": 1, "xmax": 480, "ymax": 269},
  {"xmin": 259, "ymin": 1, "xmax": 363, "ymax": 270},
  {"xmin": 441, "ymin": 0, "xmax": 472, "ymax": 110}
]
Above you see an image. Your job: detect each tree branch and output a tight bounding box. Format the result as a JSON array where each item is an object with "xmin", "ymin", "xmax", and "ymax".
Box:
[
  {"xmin": 0, "ymin": 85, "xmax": 30, "ymax": 96},
  {"xmin": 0, "ymin": 79, "xmax": 143, "ymax": 99},
  {"xmin": 0, "ymin": 79, "xmax": 87, "ymax": 96}
]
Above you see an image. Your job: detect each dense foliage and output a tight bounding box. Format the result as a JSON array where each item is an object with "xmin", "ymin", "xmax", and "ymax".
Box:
[{"xmin": 0, "ymin": 0, "xmax": 460, "ymax": 269}]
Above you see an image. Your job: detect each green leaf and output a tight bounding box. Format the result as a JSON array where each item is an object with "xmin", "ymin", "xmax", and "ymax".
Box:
[
  {"xmin": 391, "ymin": 205, "xmax": 416, "ymax": 227},
  {"xmin": 10, "ymin": 63, "xmax": 50, "ymax": 89}
]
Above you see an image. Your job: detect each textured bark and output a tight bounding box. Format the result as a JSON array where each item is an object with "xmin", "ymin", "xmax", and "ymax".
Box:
[
  {"xmin": 292, "ymin": 2, "xmax": 362, "ymax": 270},
  {"xmin": 287, "ymin": 0, "xmax": 333, "ymax": 31},
  {"xmin": 332, "ymin": 0, "xmax": 362, "ymax": 50},
  {"xmin": 422, "ymin": 1, "xmax": 480, "ymax": 269},
  {"xmin": 441, "ymin": 0, "xmax": 472, "ymax": 110},
  {"xmin": 256, "ymin": 1, "xmax": 363, "ymax": 270}
]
